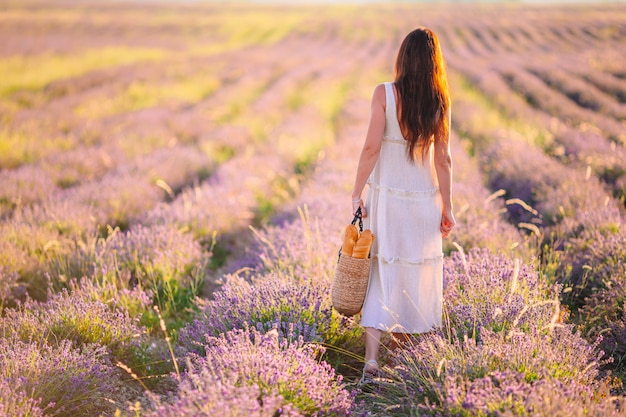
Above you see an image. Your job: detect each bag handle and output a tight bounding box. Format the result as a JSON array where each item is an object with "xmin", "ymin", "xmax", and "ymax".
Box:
[
  {"xmin": 337, "ymin": 207, "xmax": 364, "ymax": 263},
  {"xmin": 352, "ymin": 207, "xmax": 364, "ymax": 233}
]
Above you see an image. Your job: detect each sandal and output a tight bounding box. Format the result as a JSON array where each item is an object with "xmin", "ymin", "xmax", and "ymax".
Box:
[{"xmin": 358, "ymin": 359, "xmax": 379, "ymax": 387}]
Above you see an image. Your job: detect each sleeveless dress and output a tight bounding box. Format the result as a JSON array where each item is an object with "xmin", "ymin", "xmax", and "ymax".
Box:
[{"xmin": 360, "ymin": 82, "xmax": 444, "ymax": 334}]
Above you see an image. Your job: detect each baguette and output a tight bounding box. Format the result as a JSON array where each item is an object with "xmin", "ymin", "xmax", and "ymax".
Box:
[
  {"xmin": 341, "ymin": 224, "xmax": 359, "ymax": 257},
  {"xmin": 352, "ymin": 230, "xmax": 375, "ymax": 259}
]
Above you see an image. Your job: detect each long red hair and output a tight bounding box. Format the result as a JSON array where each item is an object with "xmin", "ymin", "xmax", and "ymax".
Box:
[{"xmin": 394, "ymin": 27, "xmax": 450, "ymax": 162}]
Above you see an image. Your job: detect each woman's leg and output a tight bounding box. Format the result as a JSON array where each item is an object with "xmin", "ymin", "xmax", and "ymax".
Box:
[
  {"xmin": 364, "ymin": 327, "xmax": 383, "ymax": 363},
  {"xmin": 360, "ymin": 327, "xmax": 383, "ymax": 385}
]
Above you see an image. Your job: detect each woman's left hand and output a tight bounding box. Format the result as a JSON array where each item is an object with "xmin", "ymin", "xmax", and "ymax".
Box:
[{"xmin": 440, "ymin": 208, "xmax": 456, "ymax": 238}]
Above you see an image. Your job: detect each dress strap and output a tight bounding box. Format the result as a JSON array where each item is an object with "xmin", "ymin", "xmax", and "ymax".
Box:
[
  {"xmin": 384, "ymin": 82, "xmax": 396, "ymax": 120},
  {"xmin": 383, "ymin": 82, "xmax": 404, "ymax": 141}
]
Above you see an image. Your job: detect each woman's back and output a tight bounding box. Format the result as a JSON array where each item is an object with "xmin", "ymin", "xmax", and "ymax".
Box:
[{"xmin": 368, "ymin": 83, "xmax": 439, "ymax": 193}]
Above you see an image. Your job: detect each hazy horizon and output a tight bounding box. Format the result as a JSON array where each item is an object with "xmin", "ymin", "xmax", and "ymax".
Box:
[{"xmin": 60, "ymin": 0, "xmax": 626, "ymax": 3}]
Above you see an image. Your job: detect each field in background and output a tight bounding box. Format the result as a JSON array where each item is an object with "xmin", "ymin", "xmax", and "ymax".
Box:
[{"xmin": 0, "ymin": 1, "xmax": 625, "ymax": 416}]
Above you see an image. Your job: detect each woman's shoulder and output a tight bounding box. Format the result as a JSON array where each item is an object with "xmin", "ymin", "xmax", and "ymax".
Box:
[
  {"xmin": 375, "ymin": 82, "xmax": 392, "ymax": 91},
  {"xmin": 372, "ymin": 83, "xmax": 387, "ymax": 105},
  {"xmin": 373, "ymin": 82, "xmax": 388, "ymax": 91}
]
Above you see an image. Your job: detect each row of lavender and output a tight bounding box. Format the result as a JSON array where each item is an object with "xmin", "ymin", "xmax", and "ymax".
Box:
[{"xmin": 444, "ymin": 12, "xmax": 626, "ymax": 382}]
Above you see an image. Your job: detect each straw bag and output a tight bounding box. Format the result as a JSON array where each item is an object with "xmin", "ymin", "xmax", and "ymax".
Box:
[{"xmin": 331, "ymin": 207, "xmax": 373, "ymax": 317}]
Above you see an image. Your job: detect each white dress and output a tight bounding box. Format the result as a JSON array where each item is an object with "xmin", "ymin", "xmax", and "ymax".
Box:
[{"xmin": 360, "ymin": 82, "xmax": 443, "ymax": 334}]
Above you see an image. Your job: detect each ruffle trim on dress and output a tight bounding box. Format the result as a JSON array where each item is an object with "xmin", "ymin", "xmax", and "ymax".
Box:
[
  {"xmin": 373, "ymin": 253, "xmax": 444, "ymax": 265},
  {"xmin": 383, "ymin": 135, "xmax": 405, "ymax": 144},
  {"xmin": 368, "ymin": 182, "xmax": 440, "ymax": 197}
]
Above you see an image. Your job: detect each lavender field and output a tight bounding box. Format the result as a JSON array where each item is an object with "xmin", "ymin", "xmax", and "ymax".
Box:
[{"xmin": 0, "ymin": 1, "xmax": 625, "ymax": 416}]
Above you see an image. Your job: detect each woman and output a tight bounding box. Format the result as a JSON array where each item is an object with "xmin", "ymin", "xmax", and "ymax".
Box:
[{"xmin": 350, "ymin": 27, "xmax": 455, "ymax": 383}]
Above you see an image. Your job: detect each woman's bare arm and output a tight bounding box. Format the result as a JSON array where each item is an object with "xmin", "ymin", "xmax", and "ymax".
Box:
[
  {"xmin": 434, "ymin": 107, "xmax": 455, "ymax": 237},
  {"xmin": 351, "ymin": 84, "xmax": 386, "ymax": 217}
]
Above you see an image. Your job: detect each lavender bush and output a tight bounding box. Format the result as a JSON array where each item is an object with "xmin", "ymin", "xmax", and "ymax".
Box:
[
  {"xmin": 254, "ymin": 206, "xmax": 338, "ymax": 280},
  {"xmin": 441, "ymin": 371, "xmax": 625, "ymax": 417},
  {"xmin": 528, "ymin": 67, "xmax": 626, "ymax": 121},
  {"xmin": 477, "ymin": 133, "xmax": 626, "ymax": 331},
  {"xmin": 0, "ymin": 379, "xmax": 44, "ymax": 417},
  {"xmin": 66, "ymin": 170, "xmax": 164, "ymax": 230},
  {"xmin": 0, "ymin": 279, "xmax": 178, "ymax": 387},
  {"xmin": 0, "ymin": 339, "xmax": 117, "ymax": 417},
  {"xmin": 579, "ymin": 69, "xmax": 626, "ymax": 105},
  {"xmin": 421, "ymin": 133, "xmax": 526, "ymax": 256},
  {"xmin": 449, "ymin": 182, "xmax": 525, "ymax": 256},
  {"xmin": 0, "ymin": 164, "xmax": 58, "ymax": 211},
  {"xmin": 189, "ymin": 327, "xmax": 353, "ymax": 416},
  {"xmin": 17, "ymin": 194, "xmax": 101, "ymax": 236},
  {"xmin": 537, "ymin": 177, "xmax": 621, "ymax": 235},
  {"xmin": 0, "ymin": 284, "xmax": 144, "ymax": 363},
  {"xmin": 40, "ymin": 144, "xmax": 128, "ymax": 189},
  {"xmin": 145, "ymin": 375, "xmax": 302, "ymax": 417},
  {"xmin": 0, "ymin": 265, "xmax": 20, "ymax": 310},
  {"xmin": 582, "ymin": 279, "xmax": 626, "ymax": 376},
  {"xmin": 46, "ymin": 144, "xmax": 215, "ymax": 229},
  {"xmin": 479, "ymin": 137, "xmax": 609, "ymax": 227},
  {"xmin": 178, "ymin": 270, "xmax": 361, "ymax": 360},
  {"xmin": 97, "ymin": 224, "xmax": 203, "ymax": 288},
  {"xmin": 127, "ymin": 145, "xmax": 214, "ymax": 197},
  {"xmin": 65, "ymin": 278, "xmax": 153, "ymax": 324},
  {"xmin": 143, "ymin": 151, "xmax": 292, "ymax": 240},
  {"xmin": 443, "ymin": 251, "xmax": 602, "ymax": 388},
  {"xmin": 0, "ymin": 213, "xmax": 64, "ymax": 300},
  {"xmin": 363, "ymin": 323, "xmax": 608, "ymax": 416},
  {"xmin": 179, "ymin": 272, "xmax": 328, "ymax": 348},
  {"xmin": 1, "ymin": 191, "xmax": 208, "ymax": 331},
  {"xmin": 443, "ymin": 249, "xmax": 549, "ymax": 338},
  {"xmin": 551, "ymin": 127, "xmax": 626, "ymax": 200},
  {"xmin": 555, "ymin": 222, "xmax": 626, "ymax": 311},
  {"xmin": 93, "ymin": 223, "xmax": 206, "ymax": 329}
]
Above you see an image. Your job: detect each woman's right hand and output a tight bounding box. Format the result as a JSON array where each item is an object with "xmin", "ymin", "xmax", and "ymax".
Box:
[
  {"xmin": 440, "ymin": 208, "xmax": 456, "ymax": 238},
  {"xmin": 352, "ymin": 198, "xmax": 367, "ymax": 218}
]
